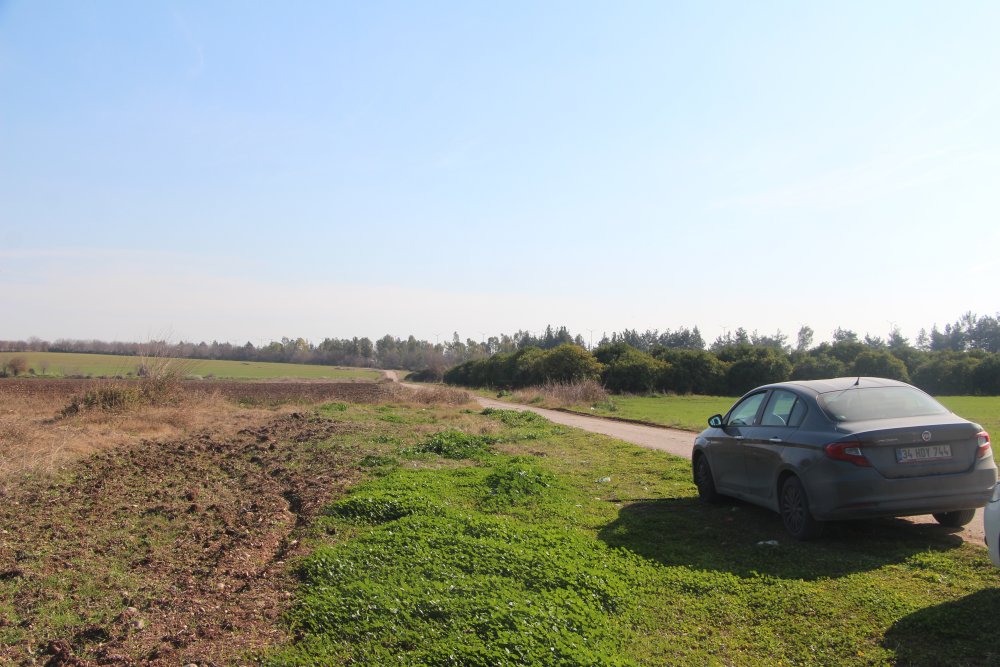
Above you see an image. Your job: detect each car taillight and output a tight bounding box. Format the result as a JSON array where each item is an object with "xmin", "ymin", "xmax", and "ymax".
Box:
[
  {"xmin": 977, "ymin": 431, "xmax": 992, "ymax": 459},
  {"xmin": 825, "ymin": 439, "xmax": 871, "ymax": 467}
]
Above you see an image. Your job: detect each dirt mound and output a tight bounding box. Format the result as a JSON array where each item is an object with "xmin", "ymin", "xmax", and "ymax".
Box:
[{"xmin": 0, "ymin": 412, "xmax": 369, "ymax": 665}]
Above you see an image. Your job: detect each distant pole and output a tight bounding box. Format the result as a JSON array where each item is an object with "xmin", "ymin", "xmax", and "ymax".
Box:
[{"xmin": 587, "ymin": 329, "xmax": 594, "ymax": 350}]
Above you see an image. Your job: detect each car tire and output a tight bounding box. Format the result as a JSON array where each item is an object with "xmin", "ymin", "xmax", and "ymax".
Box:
[
  {"xmin": 932, "ymin": 509, "xmax": 976, "ymax": 527},
  {"xmin": 693, "ymin": 454, "xmax": 719, "ymax": 504},
  {"xmin": 779, "ymin": 476, "xmax": 824, "ymax": 540}
]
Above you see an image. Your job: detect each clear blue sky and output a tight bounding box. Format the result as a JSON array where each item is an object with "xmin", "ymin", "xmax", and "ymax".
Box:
[{"xmin": 2, "ymin": 1, "xmax": 998, "ymax": 346}]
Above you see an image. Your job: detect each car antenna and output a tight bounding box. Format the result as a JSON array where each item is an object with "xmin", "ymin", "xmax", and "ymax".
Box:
[{"xmin": 853, "ymin": 377, "xmax": 861, "ymax": 386}]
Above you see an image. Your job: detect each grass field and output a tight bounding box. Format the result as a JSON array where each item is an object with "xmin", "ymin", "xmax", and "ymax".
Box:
[
  {"xmin": 574, "ymin": 394, "xmax": 1000, "ymax": 438},
  {"xmin": 4, "ymin": 387, "xmax": 1000, "ymax": 664},
  {"xmin": 271, "ymin": 405, "xmax": 1000, "ymax": 665},
  {"xmin": 937, "ymin": 397, "xmax": 1000, "ymax": 442},
  {"xmin": 0, "ymin": 351, "xmax": 381, "ymax": 380}
]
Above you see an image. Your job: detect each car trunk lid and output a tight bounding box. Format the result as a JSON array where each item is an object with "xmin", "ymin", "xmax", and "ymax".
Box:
[{"xmin": 842, "ymin": 417, "xmax": 983, "ymax": 479}]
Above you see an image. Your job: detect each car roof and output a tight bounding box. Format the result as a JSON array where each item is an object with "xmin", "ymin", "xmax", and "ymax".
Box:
[{"xmin": 765, "ymin": 377, "xmax": 911, "ymax": 396}]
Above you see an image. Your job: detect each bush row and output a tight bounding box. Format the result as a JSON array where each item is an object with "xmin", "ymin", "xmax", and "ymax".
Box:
[{"xmin": 444, "ymin": 342, "xmax": 1000, "ymax": 396}]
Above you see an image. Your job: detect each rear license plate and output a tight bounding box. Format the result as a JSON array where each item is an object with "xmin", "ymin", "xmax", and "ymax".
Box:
[{"xmin": 896, "ymin": 444, "xmax": 952, "ymax": 463}]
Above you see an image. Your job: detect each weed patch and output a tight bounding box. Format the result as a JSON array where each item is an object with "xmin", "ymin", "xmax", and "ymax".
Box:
[
  {"xmin": 358, "ymin": 454, "xmax": 398, "ymax": 469},
  {"xmin": 480, "ymin": 457, "xmax": 560, "ymax": 512},
  {"xmin": 480, "ymin": 407, "xmax": 547, "ymax": 427},
  {"xmin": 60, "ymin": 379, "xmax": 178, "ymax": 416},
  {"xmin": 408, "ymin": 429, "xmax": 497, "ymax": 459},
  {"xmin": 324, "ymin": 490, "xmax": 437, "ymax": 524}
]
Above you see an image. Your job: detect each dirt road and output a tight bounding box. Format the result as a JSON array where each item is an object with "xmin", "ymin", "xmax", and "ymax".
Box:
[{"xmin": 472, "ymin": 392, "xmax": 987, "ymax": 545}]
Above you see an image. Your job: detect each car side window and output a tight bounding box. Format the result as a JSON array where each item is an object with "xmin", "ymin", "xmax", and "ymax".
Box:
[
  {"xmin": 726, "ymin": 392, "xmax": 767, "ymax": 426},
  {"xmin": 787, "ymin": 398, "xmax": 808, "ymax": 427},
  {"xmin": 761, "ymin": 390, "xmax": 803, "ymax": 427}
]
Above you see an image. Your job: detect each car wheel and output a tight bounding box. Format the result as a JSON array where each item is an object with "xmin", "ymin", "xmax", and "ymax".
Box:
[
  {"xmin": 932, "ymin": 509, "xmax": 976, "ymax": 527},
  {"xmin": 693, "ymin": 455, "xmax": 719, "ymax": 504},
  {"xmin": 779, "ymin": 476, "xmax": 823, "ymax": 540}
]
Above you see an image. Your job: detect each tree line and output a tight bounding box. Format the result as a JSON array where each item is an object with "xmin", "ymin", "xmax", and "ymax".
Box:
[
  {"xmin": 4, "ymin": 312, "xmax": 1000, "ymax": 393},
  {"xmin": 0, "ymin": 326, "xmax": 586, "ymax": 375},
  {"xmin": 444, "ymin": 314, "xmax": 1000, "ymax": 396}
]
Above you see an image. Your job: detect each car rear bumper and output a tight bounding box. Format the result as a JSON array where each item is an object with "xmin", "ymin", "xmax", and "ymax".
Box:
[{"xmin": 807, "ymin": 463, "xmax": 997, "ymax": 521}]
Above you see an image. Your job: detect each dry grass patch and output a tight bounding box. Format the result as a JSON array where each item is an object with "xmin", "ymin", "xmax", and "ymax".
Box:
[
  {"xmin": 511, "ymin": 379, "xmax": 609, "ymax": 407},
  {"xmin": 393, "ymin": 384, "xmax": 472, "ymax": 406},
  {"xmin": 0, "ymin": 386, "xmax": 288, "ymax": 486},
  {"xmin": 0, "ymin": 379, "xmax": 423, "ymax": 487}
]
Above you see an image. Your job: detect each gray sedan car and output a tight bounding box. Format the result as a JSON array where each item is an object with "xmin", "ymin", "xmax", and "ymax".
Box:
[{"xmin": 692, "ymin": 377, "xmax": 996, "ymax": 539}]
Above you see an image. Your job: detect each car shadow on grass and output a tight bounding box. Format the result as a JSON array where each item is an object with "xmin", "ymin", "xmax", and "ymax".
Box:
[
  {"xmin": 882, "ymin": 588, "xmax": 1000, "ymax": 666},
  {"xmin": 598, "ymin": 497, "xmax": 965, "ymax": 580}
]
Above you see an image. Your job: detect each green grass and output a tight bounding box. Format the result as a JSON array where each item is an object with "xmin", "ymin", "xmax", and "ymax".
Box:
[
  {"xmin": 938, "ymin": 396, "xmax": 1000, "ymax": 439},
  {"xmin": 0, "ymin": 351, "xmax": 381, "ymax": 380},
  {"xmin": 575, "ymin": 394, "xmax": 735, "ymax": 431},
  {"xmin": 269, "ymin": 405, "xmax": 1000, "ymax": 666},
  {"xmin": 576, "ymin": 394, "xmax": 1000, "ymax": 438}
]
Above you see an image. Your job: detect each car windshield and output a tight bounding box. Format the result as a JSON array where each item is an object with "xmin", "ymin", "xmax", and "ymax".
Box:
[{"xmin": 817, "ymin": 386, "xmax": 950, "ymax": 422}]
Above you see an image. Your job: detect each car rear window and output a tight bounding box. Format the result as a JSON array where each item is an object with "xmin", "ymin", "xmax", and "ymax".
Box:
[{"xmin": 817, "ymin": 386, "xmax": 950, "ymax": 422}]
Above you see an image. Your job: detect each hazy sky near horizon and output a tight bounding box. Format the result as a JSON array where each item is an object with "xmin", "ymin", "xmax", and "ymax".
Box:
[{"xmin": 2, "ymin": 2, "xmax": 998, "ymax": 347}]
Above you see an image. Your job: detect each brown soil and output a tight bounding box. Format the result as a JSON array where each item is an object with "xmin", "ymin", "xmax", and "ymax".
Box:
[{"xmin": 0, "ymin": 410, "xmax": 367, "ymax": 666}]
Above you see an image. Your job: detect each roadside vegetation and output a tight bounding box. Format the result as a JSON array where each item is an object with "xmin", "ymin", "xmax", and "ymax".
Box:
[{"xmin": 446, "ymin": 336, "xmax": 1000, "ymax": 397}]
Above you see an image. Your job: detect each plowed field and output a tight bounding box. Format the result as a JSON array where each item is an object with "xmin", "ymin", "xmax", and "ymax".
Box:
[{"xmin": 0, "ymin": 410, "xmax": 366, "ymax": 665}]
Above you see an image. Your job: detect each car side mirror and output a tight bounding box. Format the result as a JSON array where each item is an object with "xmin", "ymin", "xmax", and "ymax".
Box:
[{"xmin": 708, "ymin": 414, "xmax": 723, "ymax": 428}]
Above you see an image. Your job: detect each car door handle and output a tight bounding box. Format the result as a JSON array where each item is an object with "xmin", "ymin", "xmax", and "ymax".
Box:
[{"xmin": 768, "ymin": 437, "xmax": 783, "ymax": 443}]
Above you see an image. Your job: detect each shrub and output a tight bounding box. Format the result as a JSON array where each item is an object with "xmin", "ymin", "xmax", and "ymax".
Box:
[
  {"xmin": 654, "ymin": 348, "xmax": 726, "ymax": 394},
  {"xmin": 512, "ymin": 346, "xmax": 546, "ymax": 386},
  {"xmin": 599, "ymin": 346, "xmax": 666, "ymax": 393},
  {"xmin": 722, "ymin": 346, "xmax": 792, "ymax": 395},
  {"xmin": 548, "ymin": 344, "xmax": 601, "ymax": 385},
  {"xmin": 407, "ymin": 367, "xmax": 442, "ymax": 382},
  {"xmin": 443, "ymin": 345, "xmax": 601, "ymax": 389},
  {"xmin": 60, "ymin": 378, "xmax": 180, "ymax": 416},
  {"xmin": 5, "ymin": 356, "xmax": 28, "ymax": 377},
  {"xmin": 971, "ymin": 354, "xmax": 1000, "ymax": 395},
  {"xmin": 912, "ymin": 352, "xmax": 981, "ymax": 395},
  {"xmin": 791, "ymin": 353, "xmax": 847, "ymax": 380},
  {"xmin": 851, "ymin": 350, "xmax": 910, "ymax": 382}
]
